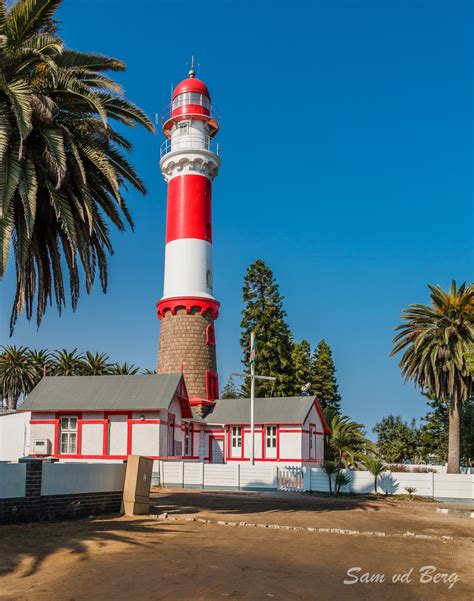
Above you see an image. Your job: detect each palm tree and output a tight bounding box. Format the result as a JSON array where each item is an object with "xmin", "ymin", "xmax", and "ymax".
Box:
[
  {"xmin": 29, "ymin": 348, "xmax": 53, "ymax": 384},
  {"xmin": 364, "ymin": 457, "xmax": 386, "ymax": 494},
  {"xmin": 321, "ymin": 460, "xmax": 337, "ymax": 495},
  {"xmin": 391, "ymin": 281, "xmax": 474, "ymax": 473},
  {"xmin": 0, "ymin": 0, "xmax": 154, "ymax": 334},
  {"xmin": 81, "ymin": 351, "xmax": 111, "ymax": 375},
  {"xmin": 142, "ymin": 369, "xmax": 157, "ymax": 375},
  {"xmin": 323, "ymin": 411, "xmax": 373, "ymax": 495},
  {"xmin": 0, "ymin": 345, "xmax": 37, "ymax": 410},
  {"xmin": 51, "ymin": 348, "xmax": 84, "ymax": 375},
  {"xmin": 111, "ymin": 362, "xmax": 139, "ymax": 375},
  {"xmin": 325, "ymin": 412, "xmax": 372, "ymax": 470}
]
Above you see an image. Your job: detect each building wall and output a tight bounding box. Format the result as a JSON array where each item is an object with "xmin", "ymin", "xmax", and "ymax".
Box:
[
  {"xmin": 27, "ymin": 398, "xmax": 188, "ymax": 462},
  {"xmin": 25, "ymin": 400, "xmax": 325, "ymax": 466},
  {"xmin": 0, "ymin": 412, "xmax": 31, "ymax": 461}
]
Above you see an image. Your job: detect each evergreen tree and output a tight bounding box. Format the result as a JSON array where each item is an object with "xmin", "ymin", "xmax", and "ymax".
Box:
[
  {"xmin": 221, "ymin": 376, "xmax": 242, "ymax": 399},
  {"xmin": 311, "ymin": 340, "xmax": 341, "ymax": 412},
  {"xmin": 240, "ymin": 260, "xmax": 295, "ymax": 397},
  {"xmin": 292, "ymin": 340, "xmax": 312, "ymax": 394}
]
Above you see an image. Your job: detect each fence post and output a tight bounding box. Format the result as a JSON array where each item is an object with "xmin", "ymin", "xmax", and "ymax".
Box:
[
  {"xmin": 20, "ymin": 458, "xmax": 43, "ymax": 521},
  {"xmin": 431, "ymin": 471, "xmax": 435, "ymax": 499},
  {"xmin": 159, "ymin": 460, "xmax": 164, "ymax": 488},
  {"xmin": 200, "ymin": 461, "xmax": 205, "ymax": 490},
  {"xmin": 180, "ymin": 461, "xmax": 185, "ymax": 489},
  {"xmin": 303, "ymin": 466, "xmax": 310, "ymax": 491}
]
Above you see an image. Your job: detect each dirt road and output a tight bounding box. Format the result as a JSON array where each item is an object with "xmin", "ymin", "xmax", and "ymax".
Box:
[{"xmin": 0, "ymin": 491, "xmax": 472, "ymax": 600}]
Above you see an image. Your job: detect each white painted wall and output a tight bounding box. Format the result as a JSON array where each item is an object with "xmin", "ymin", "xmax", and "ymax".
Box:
[
  {"xmin": 81, "ymin": 424, "xmax": 103, "ymax": 455},
  {"xmin": 108, "ymin": 415, "xmax": 127, "ymax": 455},
  {"xmin": 131, "ymin": 424, "xmax": 160, "ymax": 456},
  {"xmin": 159, "ymin": 461, "xmax": 278, "ymax": 490},
  {"xmin": 310, "ymin": 468, "xmax": 474, "ymax": 500},
  {"xmin": 279, "ymin": 429, "xmax": 302, "ymax": 460},
  {"xmin": 0, "ymin": 463, "xmax": 26, "ymax": 498},
  {"xmin": 0, "ymin": 412, "xmax": 31, "ymax": 461},
  {"xmin": 42, "ymin": 463, "xmax": 126, "ymax": 495}
]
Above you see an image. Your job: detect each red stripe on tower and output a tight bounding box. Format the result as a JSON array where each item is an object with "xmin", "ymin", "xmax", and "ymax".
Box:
[{"xmin": 166, "ymin": 175, "xmax": 212, "ymax": 243}]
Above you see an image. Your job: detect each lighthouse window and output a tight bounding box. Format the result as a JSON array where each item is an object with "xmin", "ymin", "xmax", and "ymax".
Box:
[
  {"xmin": 177, "ymin": 121, "xmax": 190, "ymax": 134},
  {"xmin": 172, "ymin": 92, "xmax": 210, "ymax": 111},
  {"xmin": 206, "ymin": 269, "xmax": 212, "ymax": 288},
  {"xmin": 206, "ymin": 323, "xmax": 216, "ymax": 346}
]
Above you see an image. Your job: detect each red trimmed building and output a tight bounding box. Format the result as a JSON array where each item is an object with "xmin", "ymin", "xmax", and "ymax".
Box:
[{"xmin": 19, "ymin": 375, "xmax": 328, "ymax": 466}]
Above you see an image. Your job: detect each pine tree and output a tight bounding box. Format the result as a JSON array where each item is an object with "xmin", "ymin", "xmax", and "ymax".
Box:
[
  {"xmin": 292, "ymin": 340, "xmax": 312, "ymax": 394},
  {"xmin": 311, "ymin": 340, "xmax": 341, "ymax": 413},
  {"xmin": 240, "ymin": 260, "xmax": 295, "ymax": 397},
  {"xmin": 221, "ymin": 376, "xmax": 242, "ymax": 399}
]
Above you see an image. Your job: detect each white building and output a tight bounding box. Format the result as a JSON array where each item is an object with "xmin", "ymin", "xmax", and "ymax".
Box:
[{"xmin": 15, "ymin": 374, "xmax": 328, "ymax": 467}]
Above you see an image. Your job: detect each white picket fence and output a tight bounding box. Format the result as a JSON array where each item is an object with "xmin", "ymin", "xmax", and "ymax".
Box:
[
  {"xmin": 155, "ymin": 462, "xmax": 474, "ymax": 500},
  {"xmin": 277, "ymin": 465, "xmax": 305, "ymax": 492}
]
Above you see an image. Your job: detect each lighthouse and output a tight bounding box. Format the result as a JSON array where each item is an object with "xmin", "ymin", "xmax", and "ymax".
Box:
[{"xmin": 156, "ymin": 61, "xmax": 220, "ymax": 415}]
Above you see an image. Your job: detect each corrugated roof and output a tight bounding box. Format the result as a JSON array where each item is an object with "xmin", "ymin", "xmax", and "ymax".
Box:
[
  {"xmin": 19, "ymin": 374, "xmax": 184, "ymax": 412},
  {"xmin": 204, "ymin": 396, "xmax": 317, "ymax": 425}
]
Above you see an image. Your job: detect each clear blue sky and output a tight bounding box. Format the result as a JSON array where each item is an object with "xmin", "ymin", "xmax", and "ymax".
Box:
[{"xmin": 1, "ymin": 0, "xmax": 472, "ymax": 434}]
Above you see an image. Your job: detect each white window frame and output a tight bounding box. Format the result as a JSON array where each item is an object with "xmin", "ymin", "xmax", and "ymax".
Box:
[
  {"xmin": 231, "ymin": 426, "xmax": 242, "ymax": 450},
  {"xmin": 184, "ymin": 425, "xmax": 193, "ymax": 457},
  {"xmin": 60, "ymin": 416, "xmax": 78, "ymax": 455},
  {"xmin": 265, "ymin": 425, "xmax": 277, "ymax": 449},
  {"xmin": 309, "ymin": 425, "xmax": 317, "ymax": 459}
]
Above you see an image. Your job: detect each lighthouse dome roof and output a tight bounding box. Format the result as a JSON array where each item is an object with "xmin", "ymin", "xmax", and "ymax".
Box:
[{"xmin": 172, "ymin": 77, "xmax": 210, "ymax": 100}]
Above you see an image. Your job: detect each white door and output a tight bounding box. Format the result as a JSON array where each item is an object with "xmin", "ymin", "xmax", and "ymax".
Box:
[{"xmin": 211, "ymin": 438, "xmax": 224, "ymax": 464}]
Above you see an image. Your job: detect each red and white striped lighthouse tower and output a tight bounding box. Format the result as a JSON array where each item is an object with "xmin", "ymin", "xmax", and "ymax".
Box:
[{"xmin": 156, "ymin": 60, "xmax": 220, "ymax": 415}]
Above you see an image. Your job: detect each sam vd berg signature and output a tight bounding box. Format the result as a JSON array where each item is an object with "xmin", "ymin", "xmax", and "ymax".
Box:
[{"xmin": 344, "ymin": 566, "xmax": 459, "ymax": 590}]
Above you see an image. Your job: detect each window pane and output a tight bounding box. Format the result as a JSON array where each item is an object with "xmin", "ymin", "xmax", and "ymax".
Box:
[
  {"xmin": 61, "ymin": 418, "xmax": 68, "ymax": 429},
  {"xmin": 69, "ymin": 418, "xmax": 77, "ymax": 430}
]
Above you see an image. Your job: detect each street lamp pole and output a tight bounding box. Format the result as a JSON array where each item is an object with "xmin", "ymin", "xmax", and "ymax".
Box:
[{"xmin": 231, "ymin": 331, "xmax": 276, "ymax": 466}]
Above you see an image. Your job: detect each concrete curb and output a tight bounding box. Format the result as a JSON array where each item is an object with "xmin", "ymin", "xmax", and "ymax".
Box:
[
  {"xmin": 152, "ymin": 512, "xmax": 454, "ymax": 541},
  {"xmin": 436, "ymin": 507, "xmax": 474, "ymax": 519}
]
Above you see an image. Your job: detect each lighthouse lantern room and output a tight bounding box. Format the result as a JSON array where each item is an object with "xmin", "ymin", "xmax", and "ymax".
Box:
[{"xmin": 156, "ymin": 61, "xmax": 221, "ymax": 415}]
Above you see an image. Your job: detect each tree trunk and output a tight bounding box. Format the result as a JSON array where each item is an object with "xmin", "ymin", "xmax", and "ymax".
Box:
[
  {"xmin": 447, "ymin": 397, "xmax": 461, "ymax": 474},
  {"xmin": 6, "ymin": 393, "xmax": 17, "ymax": 412}
]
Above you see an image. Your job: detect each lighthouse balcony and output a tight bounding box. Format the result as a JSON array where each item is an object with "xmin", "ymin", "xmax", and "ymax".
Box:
[
  {"xmin": 162, "ymin": 102, "xmax": 219, "ymax": 138},
  {"xmin": 160, "ymin": 136, "xmax": 220, "ymax": 159}
]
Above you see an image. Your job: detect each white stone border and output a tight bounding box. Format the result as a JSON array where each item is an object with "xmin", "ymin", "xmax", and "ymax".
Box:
[{"xmin": 152, "ymin": 512, "xmax": 454, "ymax": 541}]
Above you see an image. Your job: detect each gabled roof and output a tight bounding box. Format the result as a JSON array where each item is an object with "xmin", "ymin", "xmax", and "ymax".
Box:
[
  {"xmin": 203, "ymin": 396, "xmax": 329, "ymax": 430},
  {"xmin": 19, "ymin": 374, "xmax": 193, "ymax": 418}
]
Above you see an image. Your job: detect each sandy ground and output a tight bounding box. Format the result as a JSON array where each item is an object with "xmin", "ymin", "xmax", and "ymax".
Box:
[{"xmin": 0, "ymin": 490, "xmax": 472, "ymax": 600}]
